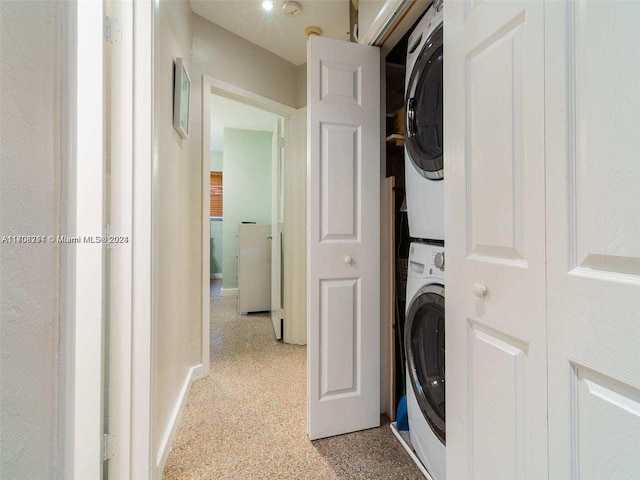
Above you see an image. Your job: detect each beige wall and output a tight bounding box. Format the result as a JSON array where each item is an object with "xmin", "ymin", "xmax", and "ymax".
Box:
[
  {"xmin": 296, "ymin": 62, "xmax": 307, "ymax": 109},
  {"xmin": 0, "ymin": 2, "xmax": 61, "ymax": 478},
  {"xmin": 190, "ymin": 14, "xmax": 303, "ymax": 208},
  {"xmin": 152, "ymin": 0, "xmax": 200, "ymax": 472},
  {"xmin": 192, "ymin": 13, "xmax": 301, "ymax": 109}
]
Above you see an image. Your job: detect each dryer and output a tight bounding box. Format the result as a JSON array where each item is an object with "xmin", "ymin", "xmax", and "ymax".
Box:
[
  {"xmin": 404, "ymin": 3, "xmax": 444, "ymax": 241},
  {"xmin": 405, "ymin": 242, "xmax": 445, "ymax": 480}
]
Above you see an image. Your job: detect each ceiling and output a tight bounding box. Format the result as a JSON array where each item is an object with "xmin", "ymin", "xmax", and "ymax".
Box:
[
  {"xmin": 210, "ymin": 94, "xmax": 278, "ymax": 151},
  {"xmin": 191, "ymin": 0, "xmax": 350, "ymax": 65}
]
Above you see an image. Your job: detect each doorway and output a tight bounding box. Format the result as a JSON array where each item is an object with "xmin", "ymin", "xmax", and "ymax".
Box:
[
  {"xmin": 207, "ymin": 93, "xmax": 282, "ymax": 333},
  {"xmin": 200, "ymin": 78, "xmax": 302, "ymax": 353}
]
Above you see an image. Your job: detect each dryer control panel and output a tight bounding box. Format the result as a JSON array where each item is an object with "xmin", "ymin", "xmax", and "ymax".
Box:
[{"xmin": 409, "ymin": 243, "xmax": 445, "ymax": 280}]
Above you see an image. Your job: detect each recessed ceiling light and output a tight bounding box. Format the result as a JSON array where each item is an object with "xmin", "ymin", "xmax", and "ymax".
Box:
[{"xmin": 262, "ymin": 0, "xmax": 274, "ymax": 11}]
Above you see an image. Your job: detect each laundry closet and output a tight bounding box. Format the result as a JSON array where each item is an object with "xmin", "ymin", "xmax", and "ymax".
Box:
[
  {"xmin": 307, "ymin": 1, "xmax": 639, "ymax": 479},
  {"xmin": 379, "ymin": 3, "xmax": 447, "ymax": 479}
]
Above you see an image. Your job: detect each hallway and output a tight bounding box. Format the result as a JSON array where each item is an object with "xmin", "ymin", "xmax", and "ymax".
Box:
[{"xmin": 162, "ymin": 281, "xmax": 423, "ymax": 479}]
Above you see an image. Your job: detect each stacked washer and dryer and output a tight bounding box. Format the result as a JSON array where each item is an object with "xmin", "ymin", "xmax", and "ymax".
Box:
[{"xmin": 403, "ymin": 2, "xmax": 446, "ymax": 480}]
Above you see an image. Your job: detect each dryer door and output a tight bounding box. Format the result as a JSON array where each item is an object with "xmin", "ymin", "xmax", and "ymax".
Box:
[
  {"xmin": 405, "ymin": 284, "xmax": 446, "ymax": 443},
  {"xmin": 405, "ymin": 25, "xmax": 444, "ymax": 180}
]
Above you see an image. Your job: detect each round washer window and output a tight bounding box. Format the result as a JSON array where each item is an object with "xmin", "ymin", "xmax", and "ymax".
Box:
[
  {"xmin": 405, "ymin": 25, "xmax": 444, "ymax": 180},
  {"xmin": 405, "ymin": 284, "xmax": 445, "ymax": 443}
]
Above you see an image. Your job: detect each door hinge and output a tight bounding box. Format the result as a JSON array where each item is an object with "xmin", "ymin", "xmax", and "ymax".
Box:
[
  {"xmin": 102, "ymin": 433, "xmax": 119, "ymax": 462},
  {"xmin": 277, "ymin": 137, "xmax": 285, "ymax": 148},
  {"xmin": 104, "ymin": 16, "xmax": 122, "ymax": 44}
]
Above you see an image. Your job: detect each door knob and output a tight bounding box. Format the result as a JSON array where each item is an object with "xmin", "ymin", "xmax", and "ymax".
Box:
[
  {"xmin": 344, "ymin": 255, "xmax": 353, "ymax": 265},
  {"xmin": 473, "ymin": 283, "xmax": 488, "ymax": 297},
  {"xmin": 266, "ymin": 234, "xmax": 273, "ymax": 240}
]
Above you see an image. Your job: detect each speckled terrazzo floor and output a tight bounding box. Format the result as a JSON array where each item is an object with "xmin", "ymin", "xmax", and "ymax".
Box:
[{"xmin": 162, "ymin": 280, "xmax": 423, "ymax": 480}]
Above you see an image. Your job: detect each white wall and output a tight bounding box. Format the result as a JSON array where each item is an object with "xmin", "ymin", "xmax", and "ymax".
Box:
[
  {"xmin": 152, "ymin": 0, "xmax": 200, "ymax": 474},
  {"xmin": 0, "ymin": 2, "xmax": 61, "ymax": 478}
]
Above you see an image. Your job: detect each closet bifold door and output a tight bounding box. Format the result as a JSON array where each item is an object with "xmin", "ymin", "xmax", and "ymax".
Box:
[
  {"xmin": 444, "ymin": 1, "xmax": 548, "ymax": 479},
  {"xmin": 545, "ymin": 3, "xmax": 640, "ymax": 479}
]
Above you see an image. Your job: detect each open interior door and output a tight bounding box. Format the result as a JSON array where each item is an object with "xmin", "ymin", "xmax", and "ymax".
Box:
[
  {"xmin": 271, "ymin": 117, "xmax": 284, "ymax": 339},
  {"xmin": 307, "ymin": 36, "xmax": 380, "ymax": 440}
]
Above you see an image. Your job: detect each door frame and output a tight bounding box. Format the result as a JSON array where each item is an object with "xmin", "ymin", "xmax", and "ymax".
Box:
[
  {"xmin": 200, "ymin": 76, "xmax": 295, "ymax": 367},
  {"xmin": 130, "ymin": 1, "xmax": 154, "ymax": 478},
  {"xmin": 64, "ymin": 0, "xmax": 155, "ymax": 477},
  {"xmin": 107, "ymin": 1, "xmax": 155, "ymax": 477},
  {"xmin": 358, "ymin": 0, "xmax": 431, "ymax": 424},
  {"xmin": 61, "ymin": 0, "xmax": 105, "ymax": 477},
  {"xmin": 271, "ymin": 116, "xmax": 285, "ymax": 339},
  {"xmin": 358, "ymin": 0, "xmax": 429, "ymax": 55}
]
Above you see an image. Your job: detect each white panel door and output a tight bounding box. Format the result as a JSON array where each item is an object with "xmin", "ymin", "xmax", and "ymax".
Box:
[
  {"xmin": 444, "ymin": 2, "xmax": 548, "ymax": 478},
  {"xmin": 545, "ymin": 3, "xmax": 640, "ymax": 478},
  {"xmin": 307, "ymin": 36, "xmax": 380, "ymax": 440}
]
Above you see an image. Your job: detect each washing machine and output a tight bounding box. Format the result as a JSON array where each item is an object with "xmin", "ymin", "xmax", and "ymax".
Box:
[
  {"xmin": 405, "ymin": 242, "xmax": 445, "ymax": 480},
  {"xmin": 404, "ymin": 3, "xmax": 444, "ymax": 241}
]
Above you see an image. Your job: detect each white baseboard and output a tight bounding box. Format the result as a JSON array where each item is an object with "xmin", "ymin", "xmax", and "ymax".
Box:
[
  {"xmin": 155, "ymin": 366, "xmax": 197, "ymax": 478},
  {"xmin": 390, "ymin": 422, "xmax": 433, "ymax": 480},
  {"xmin": 210, "ymin": 273, "xmax": 222, "ymax": 279},
  {"xmin": 221, "ymin": 287, "xmax": 238, "ymax": 297},
  {"xmin": 192, "ymin": 363, "xmax": 209, "ymax": 381}
]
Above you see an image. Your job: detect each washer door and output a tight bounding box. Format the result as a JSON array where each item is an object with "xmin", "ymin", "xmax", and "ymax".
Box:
[
  {"xmin": 405, "ymin": 24, "xmax": 443, "ymax": 180},
  {"xmin": 405, "ymin": 284, "xmax": 446, "ymax": 443}
]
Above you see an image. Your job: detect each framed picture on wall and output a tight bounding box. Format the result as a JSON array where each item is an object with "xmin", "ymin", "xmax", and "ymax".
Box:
[{"xmin": 173, "ymin": 57, "xmax": 191, "ymax": 139}]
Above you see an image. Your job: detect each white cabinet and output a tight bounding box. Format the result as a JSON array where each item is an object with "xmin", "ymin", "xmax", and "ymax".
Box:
[
  {"xmin": 238, "ymin": 224, "xmax": 271, "ymax": 315},
  {"xmin": 445, "ymin": 1, "xmax": 640, "ymax": 478}
]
